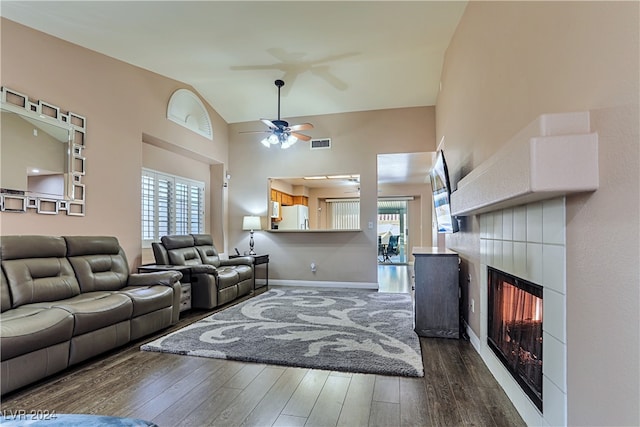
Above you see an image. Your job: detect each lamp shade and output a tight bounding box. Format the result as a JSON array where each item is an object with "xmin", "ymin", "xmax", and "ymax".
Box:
[{"xmin": 242, "ymin": 216, "xmax": 262, "ymax": 231}]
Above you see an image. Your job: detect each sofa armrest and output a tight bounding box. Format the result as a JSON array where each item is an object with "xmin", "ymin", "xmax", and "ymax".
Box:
[
  {"xmin": 128, "ymin": 271, "xmax": 182, "ymax": 287},
  {"xmin": 221, "ymin": 256, "xmax": 253, "ymax": 267},
  {"xmin": 187, "ymin": 264, "xmax": 218, "ymax": 276}
]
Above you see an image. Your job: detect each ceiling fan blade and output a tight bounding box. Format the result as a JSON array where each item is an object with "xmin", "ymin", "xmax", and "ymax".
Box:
[
  {"xmin": 289, "ymin": 123, "xmax": 314, "ymax": 132},
  {"xmin": 291, "ymin": 132, "xmax": 312, "ymax": 142},
  {"xmin": 261, "ymin": 119, "xmax": 278, "ymax": 129}
]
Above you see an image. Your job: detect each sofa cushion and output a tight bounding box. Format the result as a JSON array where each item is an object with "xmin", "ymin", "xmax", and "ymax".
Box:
[
  {"xmin": 35, "ymin": 292, "xmax": 133, "ymax": 336},
  {"xmin": 161, "ymin": 235, "xmax": 195, "ymax": 250},
  {"xmin": 1, "ymin": 235, "xmax": 81, "ymax": 308},
  {"xmin": 191, "ymin": 234, "xmax": 213, "ymax": 246},
  {"xmin": 118, "ymin": 285, "xmax": 174, "ymax": 317},
  {"xmin": 2, "ymin": 258, "xmax": 80, "ymax": 308},
  {"xmin": 64, "ymin": 236, "xmax": 130, "ymax": 293},
  {"xmin": 1, "ymin": 235, "xmax": 66, "ymax": 260},
  {"xmin": 232, "ymin": 265, "xmax": 253, "ymax": 282},
  {"xmin": 167, "ymin": 247, "xmax": 204, "ymax": 266},
  {"xmin": 64, "ymin": 236, "xmax": 121, "ymax": 256},
  {"xmin": 191, "ymin": 234, "xmax": 221, "ymax": 267},
  {"xmin": 0, "ymin": 306, "xmax": 74, "ymax": 360},
  {"xmin": 67, "ymin": 254, "xmax": 129, "ymax": 293},
  {"xmin": 194, "ymin": 245, "xmax": 221, "ymax": 267},
  {"xmin": 216, "ymin": 267, "xmax": 240, "ymax": 290}
]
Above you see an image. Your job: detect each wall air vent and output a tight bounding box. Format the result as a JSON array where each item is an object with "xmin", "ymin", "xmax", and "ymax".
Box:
[{"xmin": 310, "ymin": 138, "xmax": 331, "ymax": 150}]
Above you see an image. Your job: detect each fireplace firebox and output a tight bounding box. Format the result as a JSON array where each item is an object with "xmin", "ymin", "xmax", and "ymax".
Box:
[{"xmin": 488, "ymin": 267, "xmax": 543, "ymax": 411}]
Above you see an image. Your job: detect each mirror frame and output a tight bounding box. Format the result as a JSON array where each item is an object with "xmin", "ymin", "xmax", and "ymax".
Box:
[{"xmin": 1, "ymin": 87, "xmax": 86, "ymax": 216}]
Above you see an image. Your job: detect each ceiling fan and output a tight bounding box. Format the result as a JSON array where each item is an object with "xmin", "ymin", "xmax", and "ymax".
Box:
[{"xmin": 242, "ymin": 79, "xmax": 313, "ymax": 149}]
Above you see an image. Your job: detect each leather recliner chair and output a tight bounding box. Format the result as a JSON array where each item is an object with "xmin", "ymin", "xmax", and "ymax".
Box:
[{"xmin": 152, "ymin": 234, "xmax": 253, "ymax": 309}]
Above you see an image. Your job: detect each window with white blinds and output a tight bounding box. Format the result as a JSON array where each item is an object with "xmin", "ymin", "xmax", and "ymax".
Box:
[
  {"xmin": 142, "ymin": 169, "xmax": 204, "ymax": 246},
  {"xmin": 327, "ymin": 199, "xmax": 360, "ymax": 230}
]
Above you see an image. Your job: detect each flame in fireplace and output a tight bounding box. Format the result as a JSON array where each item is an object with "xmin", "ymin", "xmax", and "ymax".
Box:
[
  {"xmin": 488, "ymin": 268, "xmax": 544, "ymax": 411},
  {"xmin": 501, "ymin": 280, "xmax": 543, "ymax": 322}
]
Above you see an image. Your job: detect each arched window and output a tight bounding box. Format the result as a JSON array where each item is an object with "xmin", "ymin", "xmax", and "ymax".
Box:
[{"xmin": 167, "ymin": 89, "xmax": 213, "ymax": 140}]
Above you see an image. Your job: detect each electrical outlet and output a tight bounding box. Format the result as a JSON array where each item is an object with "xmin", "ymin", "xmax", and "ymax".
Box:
[
  {"xmin": 471, "ymin": 299, "xmax": 475, "ymax": 313},
  {"xmin": 467, "ymin": 274, "xmax": 472, "ymax": 283},
  {"xmin": 310, "ymin": 262, "xmax": 317, "ymax": 273}
]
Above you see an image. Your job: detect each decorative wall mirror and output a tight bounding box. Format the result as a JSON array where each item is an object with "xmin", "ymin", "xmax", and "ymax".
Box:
[
  {"xmin": 1, "ymin": 87, "xmax": 86, "ymax": 215},
  {"xmin": 268, "ymin": 174, "xmax": 361, "ymax": 231}
]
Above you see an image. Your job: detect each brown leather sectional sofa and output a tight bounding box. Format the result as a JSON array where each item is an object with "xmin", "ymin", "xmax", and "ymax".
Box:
[
  {"xmin": 152, "ymin": 234, "xmax": 254, "ymax": 309},
  {"xmin": 0, "ymin": 235, "xmax": 182, "ymax": 395}
]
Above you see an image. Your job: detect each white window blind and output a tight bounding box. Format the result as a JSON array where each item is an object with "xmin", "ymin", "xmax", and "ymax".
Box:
[
  {"xmin": 327, "ymin": 199, "xmax": 360, "ymax": 230},
  {"xmin": 174, "ymin": 181, "xmax": 189, "ymax": 235},
  {"xmin": 141, "ymin": 169, "xmax": 204, "ymax": 246}
]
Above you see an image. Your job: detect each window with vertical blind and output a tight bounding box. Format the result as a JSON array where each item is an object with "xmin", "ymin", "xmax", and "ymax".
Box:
[
  {"xmin": 141, "ymin": 169, "xmax": 204, "ymax": 246},
  {"xmin": 326, "ymin": 198, "xmax": 360, "ymax": 230}
]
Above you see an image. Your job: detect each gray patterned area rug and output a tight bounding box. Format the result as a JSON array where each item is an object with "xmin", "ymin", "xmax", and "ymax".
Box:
[{"xmin": 141, "ymin": 287, "xmax": 424, "ymax": 377}]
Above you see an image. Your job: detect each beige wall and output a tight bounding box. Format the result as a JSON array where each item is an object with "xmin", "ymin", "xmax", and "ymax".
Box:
[
  {"xmin": 0, "ymin": 19, "xmax": 230, "ymax": 267},
  {"xmin": 437, "ymin": 2, "xmax": 639, "ymax": 425},
  {"xmin": 229, "ymin": 107, "xmax": 435, "ymax": 284}
]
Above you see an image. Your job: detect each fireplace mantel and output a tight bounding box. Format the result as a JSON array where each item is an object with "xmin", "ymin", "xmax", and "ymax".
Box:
[{"xmin": 450, "ymin": 112, "xmax": 598, "ymax": 216}]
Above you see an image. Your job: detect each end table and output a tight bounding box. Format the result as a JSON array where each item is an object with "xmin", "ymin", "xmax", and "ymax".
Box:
[
  {"xmin": 230, "ymin": 254, "xmax": 269, "ymax": 290},
  {"xmin": 137, "ymin": 264, "xmax": 193, "ymax": 313}
]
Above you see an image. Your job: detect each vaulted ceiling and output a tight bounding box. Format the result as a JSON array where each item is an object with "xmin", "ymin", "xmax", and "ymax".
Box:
[
  {"xmin": 1, "ymin": 1, "xmax": 467, "ymax": 124},
  {"xmin": 2, "ymin": 1, "xmax": 467, "ymax": 186}
]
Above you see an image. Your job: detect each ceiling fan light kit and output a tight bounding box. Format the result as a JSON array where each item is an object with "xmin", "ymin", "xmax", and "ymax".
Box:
[{"xmin": 245, "ymin": 79, "xmax": 314, "ymax": 150}]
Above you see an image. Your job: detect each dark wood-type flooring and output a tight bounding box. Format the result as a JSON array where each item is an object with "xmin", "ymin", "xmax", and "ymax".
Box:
[{"xmin": 1, "ymin": 271, "xmax": 525, "ymax": 426}]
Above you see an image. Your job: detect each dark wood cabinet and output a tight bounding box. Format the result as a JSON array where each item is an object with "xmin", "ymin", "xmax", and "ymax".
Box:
[{"xmin": 413, "ymin": 247, "xmax": 460, "ymax": 339}]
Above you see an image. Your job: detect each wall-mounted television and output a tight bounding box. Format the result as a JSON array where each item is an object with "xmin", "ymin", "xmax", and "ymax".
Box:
[{"xmin": 430, "ymin": 150, "xmax": 459, "ymax": 233}]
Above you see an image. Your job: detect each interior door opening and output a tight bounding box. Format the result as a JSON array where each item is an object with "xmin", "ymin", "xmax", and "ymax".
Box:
[{"xmin": 377, "ymin": 199, "xmax": 408, "ymax": 264}]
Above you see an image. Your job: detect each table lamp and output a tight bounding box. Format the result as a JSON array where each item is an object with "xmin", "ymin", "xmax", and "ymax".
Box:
[{"xmin": 242, "ymin": 216, "xmax": 262, "ymax": 255}]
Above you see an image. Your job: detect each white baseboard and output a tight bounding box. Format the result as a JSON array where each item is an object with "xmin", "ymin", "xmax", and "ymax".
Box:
[
  {"xmin": 267, "ymin": 279, "xmax": 378, "ymax": 290},
  {"xmin": 465, "ymin": 321, "xmax": 481, "ymax": 353}
]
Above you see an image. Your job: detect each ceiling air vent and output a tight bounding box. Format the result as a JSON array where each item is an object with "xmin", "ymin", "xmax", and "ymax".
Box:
[{"xmin": 310, "ymin": 138, "xmax": 331, "ymax": 150}]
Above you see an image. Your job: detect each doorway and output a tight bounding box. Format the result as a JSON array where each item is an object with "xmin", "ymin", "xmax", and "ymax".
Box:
[{"xmin": 377, "ymin": 199, "xmax": 408, "ymax": 264}]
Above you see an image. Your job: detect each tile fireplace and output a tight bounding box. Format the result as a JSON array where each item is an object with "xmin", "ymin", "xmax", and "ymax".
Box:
[
  {"xmin": 476, "ymin": 199, "xmax": 567, "ymax": 427},
  {"xmin": 448, "ymin": 111, "xmax": 597, "ymax": 427}
]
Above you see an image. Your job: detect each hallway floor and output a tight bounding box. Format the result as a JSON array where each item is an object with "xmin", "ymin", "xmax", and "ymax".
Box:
[{"xmin": 378, "ymin": 264, "xmax": 413, "ymax": 294}]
